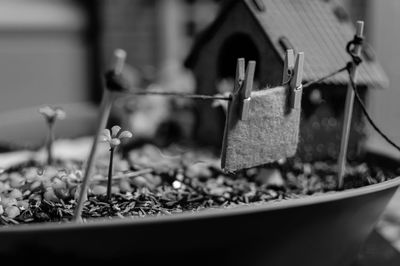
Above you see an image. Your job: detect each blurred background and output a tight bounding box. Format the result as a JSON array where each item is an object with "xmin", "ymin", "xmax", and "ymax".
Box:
[{"xmin": 0, "ymin": 0, "xmax": 398, "ymax": 157}]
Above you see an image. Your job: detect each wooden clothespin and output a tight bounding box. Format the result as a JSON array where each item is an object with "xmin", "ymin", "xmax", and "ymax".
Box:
[
  {"xmin": 289, "ymin": 52, "xmax": 304, "ymax": 109},
  {"xmin": 228, "ymin": 58, "xmax": 255, "ymax": 121},
  {"xmin": 282, "ymin": 49, "xmax": 295, "ymax": 85},
  {"xmin": 221, "ymin": 58, "xmax": 253, "ymax": 169},
  {"xmin": 233, "ymin": 58, "xmax": 245, "ymax": 95},
  {"xmin": 240, "ymin": 61, "xmax": 256, "ymax": 120}
]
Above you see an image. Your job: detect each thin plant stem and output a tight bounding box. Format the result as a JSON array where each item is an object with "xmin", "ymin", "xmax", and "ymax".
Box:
[
  {"xmin": 73, "ymin": 91, "xmax": 114, "ymax": 222},
  {"xmin": 107, "ymin": 147, "xmax": 115, "ymax": 201},
  {"xmin": 46, "ymin": 122, "xmax": 55, "ymax": 165}
]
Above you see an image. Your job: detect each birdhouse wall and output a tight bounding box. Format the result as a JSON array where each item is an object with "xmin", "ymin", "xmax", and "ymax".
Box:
[
  {"xmin": 298, "ymin": 84, "xmax": 368, "ymax": 161},
  {"xmin": 191, "ymin": 1, "xmax": 283, "ymax": 147}
]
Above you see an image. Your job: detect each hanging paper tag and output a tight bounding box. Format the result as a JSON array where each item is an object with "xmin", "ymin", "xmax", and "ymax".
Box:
[{"xmin": 221, "ymin": 86, "xmax": 301, "ymax": 172}]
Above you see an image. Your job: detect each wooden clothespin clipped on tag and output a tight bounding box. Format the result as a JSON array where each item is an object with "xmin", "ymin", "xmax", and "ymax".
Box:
[
  {"xmin": 289, "ymin": 52, "xmax": 304, "ymax": 109},
  {"xmin": 221, "ymin": 58, "xmax": 256, "ymax": 170},
  {"xmin": 232, "ymin": 58, "xmax": 245, "ymax": 96},
  {"xmin": 224, "ymin": 58, "xmax": 255, "ymax": 123},
  {"xmin": 240, "ymin": 61, "xmax": 256, "ymax": 120},
  {"xmin": 282, "ymin": 49, "xmax": 295, "ymax": 85}
]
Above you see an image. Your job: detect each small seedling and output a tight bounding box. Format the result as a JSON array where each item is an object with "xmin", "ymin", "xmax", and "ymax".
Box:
[
  {"xmin": 73, "ymin": 49, "xmax": 127, "ymax": 221},
  {"xmin": 101, "ymin": 125, "xmax": 132, "ymax": 200},
  {"xmin": 39, "ymin": 106, "xmax": 66, "ymax": 165}
]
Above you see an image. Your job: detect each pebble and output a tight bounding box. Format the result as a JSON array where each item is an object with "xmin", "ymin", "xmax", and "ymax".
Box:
[
  {"xmin": 17, "ymin": 200, "xmax": 29, "ymax": 210},
  {"xmin": 0, "ymin": 182, "xmax": 10, "ymax": 193},
  {"xmin": 44, "ymin": 188, "xmax": 59, "ymax": 202},
  {"xmin": 256, "ymin": 168, "xmax": 285, "ymax": 187},
  {"xmin": 132, "ymin": 176, "xmax": 149, "ymax": 188},
  {"xmin": 1, "ymin": 197, "xmax": 17, "ymax": 208},
  {"xmin": 9, "ymin": 173, "xmax": 25, "ymax": 188},
  {"xmin": 29, "ymin": 194, "xmax": 42, "ymax": 202},
  {"xmin": 24, "ymin": 167, "xmax": 39, "ymax": 182},
  {"xmin": 146, "ymin": 175, "xmax": 162, "ymax": 187},
  {"xmin": 303, "ymin": 164, "xmax": 312, "ymax": 175},
  {"xmin": 114, "ymin": 159, "xmax": 130, "ymax": 172},
  {"xmin": 41, "ymin": 178, "xmax": 52, "ymax": 189},
  {"xmin": 52, "ymin": 178, "xmax": 67, "ymax": 190},
  {"xmin": 5, "ymin": 206, "xmax": 20, "ymax": 218},
  {"xmin": 43, "ymin": 167, "xmax": 58, "ymax": 179},
  {"xmin": 176, "ymin": 172, "xmax": 184, "ymax": 181},
  {"xmin": 30, "ymin": 180, "xmax": 42, "ymax": 191},
  {"xmin": 8, "ymin": 189, "xmax": 23, "ymax": 199},
  {"xmin": 185, "ymin": 163, "xmax": 212, "ymax": 179},
  {"xmin": 267, "ymin": 189, "xmax": 278, "ymax": 198},
  {"xmin": 111, "ymin": 186, "xmax": 120, "ymax": 194},
  {"xmin": 119, "ymin": 179, "xmax": 133, "ymax": 193},
  {"xmin": 54, "ymin": 187, "xmax": 70, "ymax": 200},
  {"xmin": 209, "ymin": 187, "xmax": 228, "ymax": 196},
  {"xmin": 91, "ymin": 174, "xmax": 104, "ymax": 182},
  {"xmin": 62, "ymin": 175, "xmax": 78, "ymax": 189},
  {"xmin": 0, "ymin": 173, "xmax": 8, "ymax": 182},
  {"xmin": 91, "ymin": 185, "xmax": 107, "ymax": 195}
]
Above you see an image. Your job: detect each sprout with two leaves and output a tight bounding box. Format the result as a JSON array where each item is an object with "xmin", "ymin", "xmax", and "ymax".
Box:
[
  {"xmin": 39, "ymin": 106, "xmax": 66, "ymax": 165},
  {"xmin": 101, "ymin": 125, "xmax": 132, "ymax": 200}
]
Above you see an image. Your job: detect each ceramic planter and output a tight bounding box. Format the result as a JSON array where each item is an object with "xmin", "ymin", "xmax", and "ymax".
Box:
[{"xmin": 0, "ymin": 176, "xmax": 399, "ymax": 265}]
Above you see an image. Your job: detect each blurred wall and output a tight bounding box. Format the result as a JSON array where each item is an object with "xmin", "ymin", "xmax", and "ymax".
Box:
[
  {"xmin": 366, "ymin": 0, "xmax": 400, "ymax": 159},
  {"xmin": 99, "ymin": 0, "xmax": 220, "ymax": 77},
  {"xmin": 0, "ymin": 0, "xmax": 89, "ymax": 112},
  {"xmin": 100, "ymin": 0, "xmax": 160, "ymax": 79},
  {"xmin": 339, "ymin": 0, "xmax": 400, "ymax": 159}
]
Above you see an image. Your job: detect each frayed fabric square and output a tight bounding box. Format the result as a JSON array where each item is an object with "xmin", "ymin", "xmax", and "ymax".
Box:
[{"xmin": 221, "ymin": 86, "xmax": 301, "ymax": 172}]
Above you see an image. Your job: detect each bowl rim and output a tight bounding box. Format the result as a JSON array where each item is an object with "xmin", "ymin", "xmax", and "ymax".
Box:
[{"xmin": 1, "ymin": 175, "xmax": 400, "ymax": 233}]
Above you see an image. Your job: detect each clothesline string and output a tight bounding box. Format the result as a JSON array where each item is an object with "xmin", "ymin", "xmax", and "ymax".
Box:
[
  {"xmin": 123, "ymin": 63, "xmax": 348, "ymax": 101},
  {"xmin": 122, "ymin": 62, "xmax": 400, "ymax": 154},
  {"xmin": 110, "ymin": 32, "xmax": 400, "ymax": 154}
]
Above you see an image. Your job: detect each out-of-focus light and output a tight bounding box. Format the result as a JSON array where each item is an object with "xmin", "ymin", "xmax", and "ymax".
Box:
[{"xmin": 172, "ymin": 180, "xmax": 182, "ymax": 189}]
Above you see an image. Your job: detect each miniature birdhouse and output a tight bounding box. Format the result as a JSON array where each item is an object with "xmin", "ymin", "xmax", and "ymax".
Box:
[{"xmin": 184, "ymin": 0, "xmax": 388, "ymax": 161}]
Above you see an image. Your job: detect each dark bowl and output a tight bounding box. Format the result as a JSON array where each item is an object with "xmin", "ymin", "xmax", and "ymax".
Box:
[
  {"xmin": 0, "ymin": 104, "xmax": 398, "ymax": 265},
  {"xmin": 0, "ymin": 176, "xmax": 399, "ymax": 266}
]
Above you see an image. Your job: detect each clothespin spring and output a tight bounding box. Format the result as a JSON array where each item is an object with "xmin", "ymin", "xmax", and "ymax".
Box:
[{"xmin": 289, "ymin": 52, "xmax": 304, "ymax": 110}]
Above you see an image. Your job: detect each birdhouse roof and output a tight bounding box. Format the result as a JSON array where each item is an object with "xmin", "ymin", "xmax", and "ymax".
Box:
[{"xmin": 185, "ymin": 0, "xmax": 388, "ymax": 88}]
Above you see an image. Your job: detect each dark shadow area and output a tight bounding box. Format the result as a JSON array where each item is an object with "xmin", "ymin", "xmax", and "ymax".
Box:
[
  {"xmin": 353, "ymin": 229, "xmax": 400, "ymax": 266},
  {"xmin": 218, "ymin": 33, "xmax": 260, "ymax": 80}
]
